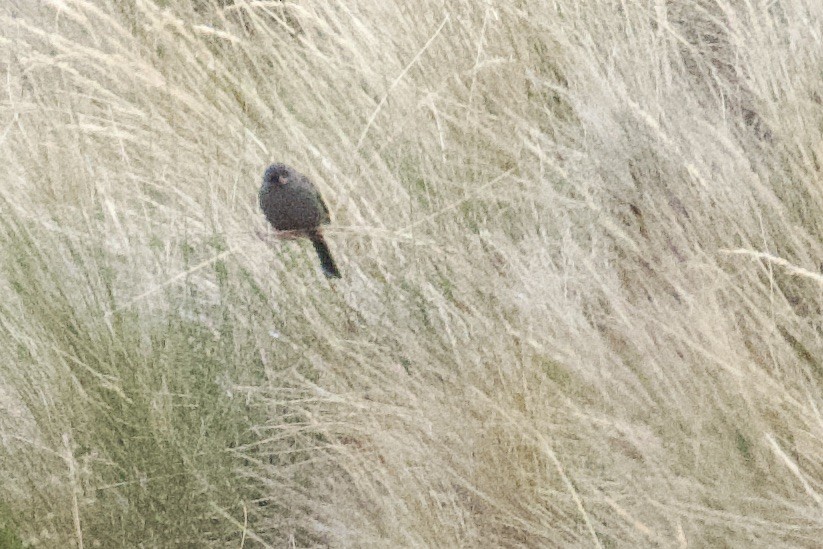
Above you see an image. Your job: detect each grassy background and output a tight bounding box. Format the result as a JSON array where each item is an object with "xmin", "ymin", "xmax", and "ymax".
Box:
[{"xmin": 2, "ymin": 0, "xmax": 823, "ymax": 546}]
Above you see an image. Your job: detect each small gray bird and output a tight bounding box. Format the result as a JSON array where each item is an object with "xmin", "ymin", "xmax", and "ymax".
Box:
[{"xmin": 259, "ymin": 163, "xmax": 341, "ymax": 278}]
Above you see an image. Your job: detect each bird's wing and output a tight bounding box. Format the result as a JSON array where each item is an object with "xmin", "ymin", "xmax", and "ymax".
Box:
[
  {"xmin": 303, "ymin": 174, "xmax": 331, "ymax": 223},
  {"xmin": 296, "ymin": 172, "xmax": 332, "ymax": 224},
  {"xmin": 318, "ymin": 193, "xmax": 331, "ymax": 224}
]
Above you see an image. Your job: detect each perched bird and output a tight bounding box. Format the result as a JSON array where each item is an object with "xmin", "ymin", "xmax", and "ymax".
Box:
[{"xmin": 259, "ymin": 163, "xmax": 341, "ymax": 278}]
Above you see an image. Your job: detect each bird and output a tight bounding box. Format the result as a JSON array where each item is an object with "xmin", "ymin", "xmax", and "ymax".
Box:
[{"xmin": 259, "ymin": 163, "xmax": 341, "ymax": 278}]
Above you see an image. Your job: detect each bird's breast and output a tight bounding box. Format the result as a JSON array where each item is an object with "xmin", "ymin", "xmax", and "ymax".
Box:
[{"xmin": 260, "ymin": 185, "xmax": 325, "ymax": 231}]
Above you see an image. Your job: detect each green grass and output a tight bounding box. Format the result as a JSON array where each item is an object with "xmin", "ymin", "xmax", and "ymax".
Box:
[{"xmin": 2, "ymin": 0, "xmax": 823, "ymax": 546}]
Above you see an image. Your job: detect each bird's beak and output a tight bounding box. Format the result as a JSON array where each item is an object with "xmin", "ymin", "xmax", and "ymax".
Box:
[{"xmin": 278, "ymin": 176, "xmax": 288, "ymax": 185}]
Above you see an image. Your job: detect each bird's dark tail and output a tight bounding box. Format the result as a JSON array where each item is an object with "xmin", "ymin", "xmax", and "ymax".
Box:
[{"xmin": 310, "ymin": 232, "xmax": 341, "ymax": 278}]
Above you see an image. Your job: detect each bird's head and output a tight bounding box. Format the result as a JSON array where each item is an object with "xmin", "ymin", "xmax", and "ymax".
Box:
[{"xmin": 263, "ymin": 163, "xmax": 292, "ymax": 186}]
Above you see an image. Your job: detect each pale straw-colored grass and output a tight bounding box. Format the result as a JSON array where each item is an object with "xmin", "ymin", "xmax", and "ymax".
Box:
[{"xmin": 1, "ymin": 0, "xmax": 823, "ymax": 546}]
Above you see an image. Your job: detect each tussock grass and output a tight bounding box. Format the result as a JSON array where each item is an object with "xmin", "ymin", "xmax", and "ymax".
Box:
[{"xmin": 2, "ymin": 0, "xmax": 823, "ymax": 546}]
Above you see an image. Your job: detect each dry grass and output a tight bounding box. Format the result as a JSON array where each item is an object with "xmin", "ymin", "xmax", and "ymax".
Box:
[{"xmin": 1, "ymin": 0, "xmax": 823, "ymax": 546}]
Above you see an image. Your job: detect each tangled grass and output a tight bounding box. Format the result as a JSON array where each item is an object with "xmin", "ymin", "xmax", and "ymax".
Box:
[{"xmin": 2, "ymin": 0, "xmax": 823, "ymax": 546}]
